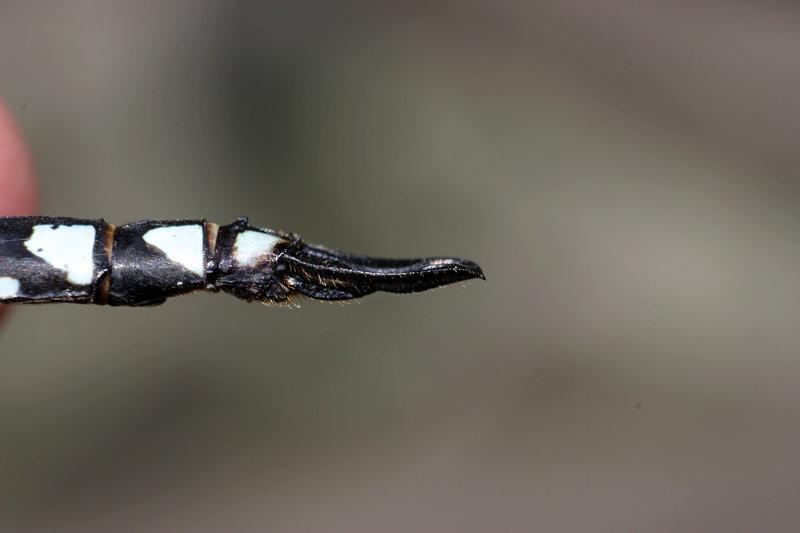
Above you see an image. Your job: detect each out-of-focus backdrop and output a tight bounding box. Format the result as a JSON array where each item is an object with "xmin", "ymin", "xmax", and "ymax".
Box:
[{"xmin": 2, "ymin": 1, "xmax": 800, "ymax": 531}]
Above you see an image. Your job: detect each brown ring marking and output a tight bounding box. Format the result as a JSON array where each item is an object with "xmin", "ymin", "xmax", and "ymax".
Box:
[{"xmin": 94, "ymin": 223, "xmax": 116, "ymax": 304}]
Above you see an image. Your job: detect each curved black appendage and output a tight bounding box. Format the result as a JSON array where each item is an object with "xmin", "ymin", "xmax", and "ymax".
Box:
[{"xmin": 280, "ymin": 241, "xmax": 485, "ymax": 301}]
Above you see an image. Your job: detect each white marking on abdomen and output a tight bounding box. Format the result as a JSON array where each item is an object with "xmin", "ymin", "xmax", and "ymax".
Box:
[
  {"xmin": 143, "ymin": 225, "xmax": 204, "ymax": 276},
  {"xmin": 233, "ymin": 230, "xmax": 283, "ymax": 267},
  {"xmin": 25, "ymin": 224, "xmax": 96, "ymax": 285},
  {"xmin": 0, "ymin": 277, "xmax": 20, "ymax": 299}
]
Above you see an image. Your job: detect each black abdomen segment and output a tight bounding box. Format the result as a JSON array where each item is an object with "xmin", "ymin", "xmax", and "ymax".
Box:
[
  {"xmin": 0, "ymin": 217, "xmax": 109, "ymax": 303},
  {"xmin": 108, "ymin": 219, "xmax": 211, "ymax": 306},
  {"xmin": 0, "ymin": 216, "xmax": 484, "ymax": 306}
]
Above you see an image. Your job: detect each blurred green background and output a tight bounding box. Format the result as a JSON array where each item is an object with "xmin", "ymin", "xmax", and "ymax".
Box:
[{"xmin": 2, "ymin": 1, "xmax": 800, "ymax": 531}]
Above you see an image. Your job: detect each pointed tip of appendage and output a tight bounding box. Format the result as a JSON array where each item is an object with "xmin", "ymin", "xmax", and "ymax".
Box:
[
  {"xmin": 418, "ymin": 257, "xmax": 485, "ymax": 286},
  {"xmin": 453, "ymin": 259, "xmax": 485, "ymax": 282}
]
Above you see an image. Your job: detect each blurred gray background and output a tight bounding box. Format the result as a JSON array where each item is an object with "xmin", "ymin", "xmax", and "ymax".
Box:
[{"xmin": 2, "ymin": 1, "xmax": 800, "ymax": 531}]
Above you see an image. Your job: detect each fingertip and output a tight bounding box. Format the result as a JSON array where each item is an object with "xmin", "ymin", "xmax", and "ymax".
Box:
[{"xmin": 0, "ymin": 101, "xmax": 38, "ymax": 216}]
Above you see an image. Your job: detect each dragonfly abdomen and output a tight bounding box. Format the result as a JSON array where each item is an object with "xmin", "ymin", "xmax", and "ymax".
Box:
[{"xmin": 0, "ymin": 216, "xmax": 484, "ymax": 307}]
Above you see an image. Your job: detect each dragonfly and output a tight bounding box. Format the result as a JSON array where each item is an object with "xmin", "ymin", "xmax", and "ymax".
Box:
[{"xmin": 0, "ymin": 216, "xmax": 484, "ymax": 306}]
